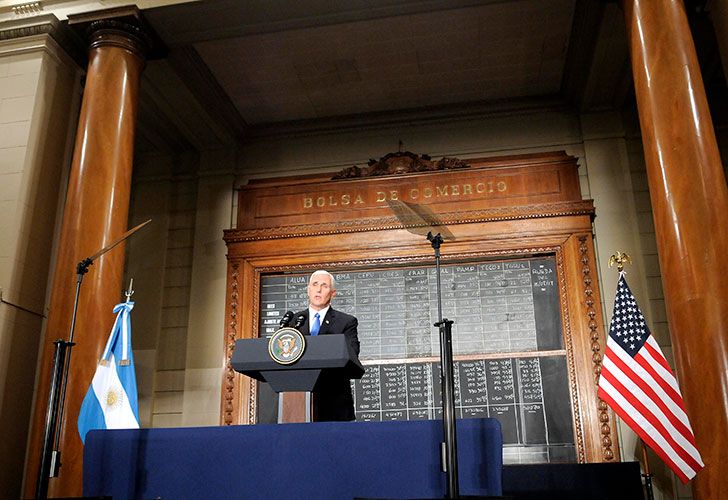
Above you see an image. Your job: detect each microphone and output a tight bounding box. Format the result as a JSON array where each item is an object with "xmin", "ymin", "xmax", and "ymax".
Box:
[
  {"xmin": 294, "ymin": 315, "xmax": 306, "ymax": 330},
  {"xmin": 279, "ymin": 310, "xmax": 294, "ymax": 328}
]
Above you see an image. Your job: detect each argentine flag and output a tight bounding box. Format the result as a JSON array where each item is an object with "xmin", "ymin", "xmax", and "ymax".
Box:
[{"xmin": 78, "ymin": 301, "xmax": 140, "ymax": 443}]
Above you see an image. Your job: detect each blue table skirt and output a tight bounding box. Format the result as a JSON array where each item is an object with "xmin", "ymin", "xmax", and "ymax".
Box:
[{"xmin": 84, "ymin": 418, "xmax": 502, "ymax": 499}]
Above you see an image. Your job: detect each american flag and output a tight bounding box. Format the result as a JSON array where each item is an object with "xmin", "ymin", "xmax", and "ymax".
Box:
[{"xmin": 597, "ymin": 273, "xmax": 703, "ymax": 483}]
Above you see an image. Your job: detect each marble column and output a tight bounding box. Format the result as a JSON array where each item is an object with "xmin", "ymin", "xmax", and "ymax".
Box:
[
  {"xmin": 24, "ymin": 8, "xmax": 153, "ymax": 498},
  {"xmin": 622, "ymin": 1, "xmax": 728, "ymax": 498}
]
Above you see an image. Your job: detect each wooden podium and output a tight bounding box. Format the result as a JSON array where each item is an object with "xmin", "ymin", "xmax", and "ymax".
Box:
[{"xmin": 231, "ymin": 333, "xmax": 364, "ymax": 422}]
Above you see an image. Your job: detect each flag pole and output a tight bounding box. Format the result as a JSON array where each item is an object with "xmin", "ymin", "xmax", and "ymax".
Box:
[
  {"xmin": 641, "ymin": 438, "xmax": 655, "ymax": 500},
  {"xmin": 608, "ymin": 251, "xmax": 654, "ymax": 500}
]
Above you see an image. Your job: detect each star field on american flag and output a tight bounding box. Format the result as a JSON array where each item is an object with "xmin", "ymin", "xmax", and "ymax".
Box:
[{"xmin": 609, "ymin": 277, "xmax": 649, "ymax": 355}]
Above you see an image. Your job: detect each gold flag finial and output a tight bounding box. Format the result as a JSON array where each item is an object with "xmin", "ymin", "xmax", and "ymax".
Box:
[{"xmin": 608, "ymin": 251, "xmax": 632, "ymax": 272}]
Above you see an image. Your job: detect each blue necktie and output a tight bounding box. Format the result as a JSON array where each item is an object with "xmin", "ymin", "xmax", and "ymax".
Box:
[{"xmin": 310, "ymin": 312, "xmax": 320, "ymax": 336}]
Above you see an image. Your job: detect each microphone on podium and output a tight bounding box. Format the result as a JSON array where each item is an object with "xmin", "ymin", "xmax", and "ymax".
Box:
[
  {"xmin": 294, "ymin": 315, "xmax": 306, "ymax": 330},
  {"xmin": 279, "ymin": 310, "xmax": 294, "ymax": 328}
]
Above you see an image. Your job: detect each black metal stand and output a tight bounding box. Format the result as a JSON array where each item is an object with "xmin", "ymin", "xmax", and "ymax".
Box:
[
  {"xmin": 36, "ymin": 259, "xmax": 91, "ymax": 500},
  {"xmin": 643, "ymin": 472, "xmax": 655, "ymax": 500},
  {"xmin": 428, "ymin": 231, "xmax": 460, "ymax": 499}
]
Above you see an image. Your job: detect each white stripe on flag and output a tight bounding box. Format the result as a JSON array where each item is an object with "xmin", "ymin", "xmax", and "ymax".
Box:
[
  {"xmin": 642, "ymin": 337, "xmax": 682, "ymax": 394},
  {"xmin": 121, "ymin": 308, "xmax": 129, "ymax": 361},
  {"xmin": 599, "ymin": 376, "xmax": 700, "ymax": 480},
  {"xmin": 100, "ymin": 313, "xmax": 121, "ymax": 362},
  {"xmin": 90, "ymin": 353, "xmax": 139, "ymax": 429}
]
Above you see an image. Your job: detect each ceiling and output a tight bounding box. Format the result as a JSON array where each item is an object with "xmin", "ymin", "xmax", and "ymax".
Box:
[{"xmin": 131, "ymin": 0, "xmax": 723, "ymax": 157}]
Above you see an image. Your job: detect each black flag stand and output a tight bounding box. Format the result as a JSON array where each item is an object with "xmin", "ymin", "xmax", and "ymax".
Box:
[
  {"xmin": 35, "ymin": 219, "xmax": 150, "ymax": 500},
  {"xmin": 428, "ymin": 231, "xmax": 460, "ymax": 499}
]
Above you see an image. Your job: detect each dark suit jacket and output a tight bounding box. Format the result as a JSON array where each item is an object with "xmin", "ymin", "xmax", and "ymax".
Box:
[{"xmin": 295, "ymin": 307, "xmax": 360, "ymax": 422}]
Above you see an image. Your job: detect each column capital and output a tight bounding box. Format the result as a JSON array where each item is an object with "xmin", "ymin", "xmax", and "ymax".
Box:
[{"xmin": 67, "ymin": 6, "xmax": 165, "ymax": 60}]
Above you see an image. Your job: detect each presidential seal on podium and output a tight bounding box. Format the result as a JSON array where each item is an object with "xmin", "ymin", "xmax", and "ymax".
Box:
[{"xmin": 268, "ymin": 327, "xmax": 306, "ymax": 365}]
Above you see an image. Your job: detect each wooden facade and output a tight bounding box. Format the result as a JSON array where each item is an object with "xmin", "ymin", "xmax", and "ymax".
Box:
[{"xmin": 223, "ymin": 150, "xmax": 620, "ymax": 463}]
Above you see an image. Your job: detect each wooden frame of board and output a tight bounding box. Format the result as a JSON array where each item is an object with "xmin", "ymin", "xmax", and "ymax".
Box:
[{"xmin": 222, "ymin": 150, "xmax": 619, "ymax": 463}]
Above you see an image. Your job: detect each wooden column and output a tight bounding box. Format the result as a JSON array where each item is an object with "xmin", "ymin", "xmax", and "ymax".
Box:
[
  {"xmin": 24, "ymin": 9, "xmax": 150, "ymax": 499},
  {"xmin": 622, "ymin": 1, "xmax": 728, "ymax": 498}
]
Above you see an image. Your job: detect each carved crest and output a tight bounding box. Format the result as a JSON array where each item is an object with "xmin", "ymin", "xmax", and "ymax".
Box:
[{"xmin": 332, "ymin": 151, "xmax": 469, "ymax": 179}]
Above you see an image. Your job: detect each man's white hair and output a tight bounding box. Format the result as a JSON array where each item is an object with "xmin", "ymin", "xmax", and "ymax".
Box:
[{"xmin": 309, "ymin": 270, "xmax": 336, "ymax": 290}]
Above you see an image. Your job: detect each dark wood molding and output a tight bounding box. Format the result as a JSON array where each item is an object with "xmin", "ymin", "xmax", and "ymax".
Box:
[
  {"xmin": 222, "ymin": 261, "xmax": 239, "ymax": 426},
  {"xmin": 578, "ymin": 235, "xmax": 616, "ymax": 462}
]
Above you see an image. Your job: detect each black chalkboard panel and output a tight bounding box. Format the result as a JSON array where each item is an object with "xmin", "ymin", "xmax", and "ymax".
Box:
[
  {"xmin": 257, "ymin": 256, "xmax": 575, "ymax": 463},
  {"xmin": 349, "ymin": 355, "xmax": 575, "ymax": 462},
  {"xmin": 259, "ymin": 257, "xmax": 563, "ymax": 359}
]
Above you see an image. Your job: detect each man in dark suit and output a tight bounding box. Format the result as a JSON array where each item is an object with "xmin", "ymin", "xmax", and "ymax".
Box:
[{"xmin": 296, "ymin": 270, "xmax": 360, "ymax": 421}]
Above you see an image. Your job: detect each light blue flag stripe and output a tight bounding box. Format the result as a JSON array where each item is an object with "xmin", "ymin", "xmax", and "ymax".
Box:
[{"xmin": 77, "ymin": 389, "xmax": 105, "ymax": 442}]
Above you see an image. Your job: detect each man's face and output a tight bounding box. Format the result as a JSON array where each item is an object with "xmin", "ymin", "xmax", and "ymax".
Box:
[{"xmin": 308, "ymin": 273, "xmax": 336, "ymax": 310}]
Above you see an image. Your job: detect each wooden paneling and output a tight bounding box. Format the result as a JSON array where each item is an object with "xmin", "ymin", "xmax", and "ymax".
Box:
[
  {"xmin": 231, "ymin": 151, "xmax": 585, "ymax": 240},
  {"xmin": 222, "ymin": 150, "xmax": 619, "ymax": 463}
]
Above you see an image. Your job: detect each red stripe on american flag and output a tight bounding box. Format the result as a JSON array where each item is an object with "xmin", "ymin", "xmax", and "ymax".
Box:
[
  {"xmin": 636, "ymin": 343, "xmax": 687, "ymax": 411},
  {"xmin": 611, "ymin": 350, "xmax": 697, "ymax": 446},
  {"xmin": 597, "ymin": 387, "xmax": 692, "ymax": 484},
  {"xmin": 642, "ymin": 339, "xmax": 673, "ymax": 372},
  {"xmin": 633, "ymin": 352, "xmax": 699, "ymax": 450},
  {"xmin": 602, "ymin": 364, "xmax": 700, "ymax": 470}
]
